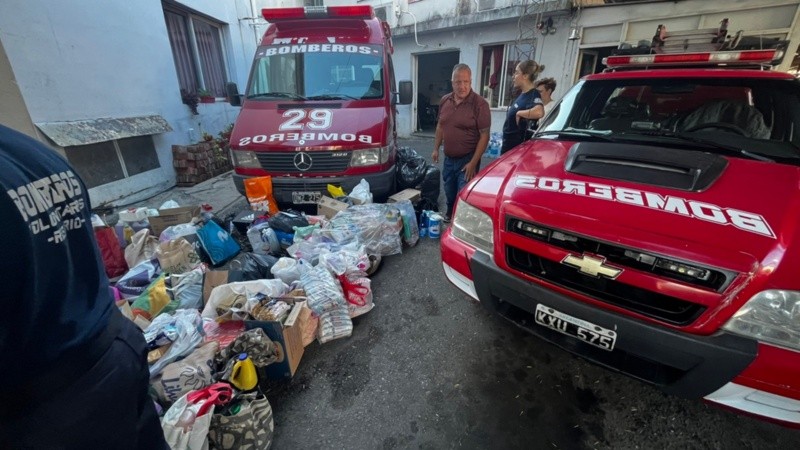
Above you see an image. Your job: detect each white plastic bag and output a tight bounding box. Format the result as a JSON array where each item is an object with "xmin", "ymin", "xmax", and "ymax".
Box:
[
  {"xmin": 301, "ymin": 265, "xmax": 346, "ymax": 315},
  {"xmin": 201, "ymin": 279, "xmax": 290, "ymax": 320},
  {"xmin": 169, "ymin": 264, "xmax": 206, "ymax": 310},
  {"xmin": 350, "ymin": 178, "xmax": 373, "ymax": 204},
  {"xmin": 160, "ymin": 199, "xmax": 181, "ymax": 210},
  {"xmin": 146, "ymin": 309, "xmax": 204, "ymax": 378},
  {"xmin": 270, "ymin": 257, "xmax": 311, "ymax": 285},
  {"xmin": 317, "ymin": 307, "xmax": 353, "ymax": 344}
]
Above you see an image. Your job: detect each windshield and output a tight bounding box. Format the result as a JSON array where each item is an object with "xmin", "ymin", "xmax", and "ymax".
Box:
[
  {"xmin": 538, "ymin": 76, "xmax": 800, "ymax": 164},
  {"xmin": 246, "ymin": 44, "xmax": 384, "ymax": 101}
]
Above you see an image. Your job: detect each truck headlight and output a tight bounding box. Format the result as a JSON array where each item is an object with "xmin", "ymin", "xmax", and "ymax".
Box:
[
  {"xmin": 350, "ymin": 146, "xmax": 389, "ymax": 167},
  {"xmin": 231, "ymin": 150, "xmax": 260, "ymax": 169},
  {"xmin": 451, "ymin": 201, "xmax": 494, "ymax": 254},
  {"xmin": 722, "ymin": 290, "xmax": 800, "ymax": 351}
]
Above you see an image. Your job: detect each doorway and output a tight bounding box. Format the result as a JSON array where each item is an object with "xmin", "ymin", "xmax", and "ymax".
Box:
[{"xmin": 414, "ymin": 50, "xmax": 459, "ymax": 134}]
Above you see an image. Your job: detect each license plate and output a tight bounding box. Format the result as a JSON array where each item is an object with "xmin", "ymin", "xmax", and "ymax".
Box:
[
  {"xmin": 292, "ymin": 191, "xmax": 321, "ymax": 204},
  {"xmin": 535, "ymin": 304, "xmax": 617, "ymax": 351}
]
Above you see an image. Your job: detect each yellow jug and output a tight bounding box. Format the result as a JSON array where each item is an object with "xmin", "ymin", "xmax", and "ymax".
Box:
[{"xmin": 230, "ymin": 353, "xmax": 258, "ymax": 391}]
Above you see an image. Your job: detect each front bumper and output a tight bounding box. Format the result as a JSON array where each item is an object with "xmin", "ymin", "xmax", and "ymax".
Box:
[
  {"xmin": 233, "ymin": 165, "xmax": 396, "ymax": 204},
  {"xmin": 460, "ymin": 250, "xmax": 758, "ymax": 399}
]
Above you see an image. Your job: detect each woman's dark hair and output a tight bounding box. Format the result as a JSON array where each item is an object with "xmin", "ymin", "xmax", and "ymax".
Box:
[{"xmin": 518, "ymin": 60, "xmax": 544, "ymax": 83}]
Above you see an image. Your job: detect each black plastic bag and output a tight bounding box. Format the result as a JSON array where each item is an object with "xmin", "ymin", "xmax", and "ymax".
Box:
[
  {"xmin": 227, "ymin": 252, "xmax": 279, "ymax": 282},
  {"xmin": 397, "ymin": 147, "xmax": 428, "ymax": 190},
  {"xmin": 419, "ymin": 165, "xmax": 441, "ymax": 205},
  {"xmin": 268, "ymin": 210, "xmax": 308, "ymax": 233}
]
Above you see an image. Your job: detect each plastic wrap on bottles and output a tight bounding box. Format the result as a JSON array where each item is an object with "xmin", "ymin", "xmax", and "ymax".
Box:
[
  {"xmin": 301, "ymin": 265, "xmax": 346, "ymax": 315},
  {"xmin": 270, "ymin": 257, "xmax": 311, "ymax": 285},
  {"xmin": 393, "ymin": 199, "xmax": 419, "ymax": 246},
  {"xmin": 329, "ymin": 204, "xmax": 403, "ymax": 256},
  {"xmin": 316, "ymin": 307, "xmax": 353, "ymax": 344},
  {"xmin": 318, "ymin": 247, "xmax": 370, "ymax": 276},
  {"xmin": 145, "ymin": 309, "xmax": 205, "ymax": 378}
]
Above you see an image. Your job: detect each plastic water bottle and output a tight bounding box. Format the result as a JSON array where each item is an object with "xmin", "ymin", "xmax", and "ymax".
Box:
[
  {"xmin": 429, "ymin": 213, "xmax": 442, "ymax": 239},
  {"xmin": 230, "ymin": 353, "xmax": 258, "ymax": 391},
  {"xmin": 419, "ymin": 211, "xmax": 429, "ymax": 238}
]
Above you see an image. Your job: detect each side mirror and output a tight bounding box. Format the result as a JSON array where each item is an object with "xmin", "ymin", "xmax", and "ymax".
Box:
[
  {"xmin": 226, "ymin": 82, "xmax": 242, "ymax": 107},
  {"xmin": 398, "ymin": 80, "xmax": 413, "ymax": 105}
]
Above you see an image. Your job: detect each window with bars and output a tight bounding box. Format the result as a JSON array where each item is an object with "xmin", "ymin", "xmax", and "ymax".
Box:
[
  {"xmin": 163, "ymin": 4, "xmax": 228, "ymax": 97},
  {"xmin": 479, "ymin": 42, "xmax": 535, "ymax": 108}
]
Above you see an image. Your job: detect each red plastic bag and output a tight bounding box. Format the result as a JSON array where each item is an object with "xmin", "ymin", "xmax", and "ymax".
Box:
[{"xmin": 95, "ymin": 226, "xmax": 128, "ymax": 278}]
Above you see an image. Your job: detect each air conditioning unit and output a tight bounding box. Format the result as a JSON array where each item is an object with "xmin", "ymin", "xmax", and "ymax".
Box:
[{"xmin": 478, "ymin": 0, "xmax": 496, "ymax": 12}]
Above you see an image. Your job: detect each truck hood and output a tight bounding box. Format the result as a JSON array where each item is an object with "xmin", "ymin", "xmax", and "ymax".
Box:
[
  {"xmin": 231, "ymin": 103, "xmax": 387, "ymax": 150},
  {"xmin": 472, "ymin": 139, "xmax": 800, "ymax": 272}
]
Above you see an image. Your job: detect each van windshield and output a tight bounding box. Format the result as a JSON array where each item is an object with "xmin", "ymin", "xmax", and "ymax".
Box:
[
  {"xmin": 246, "ymin": 44, "xmax": 384, "ymax": 101},
  {"xmin": 539, "ymin": 77, "xmax": 800, "ymax": 165}
]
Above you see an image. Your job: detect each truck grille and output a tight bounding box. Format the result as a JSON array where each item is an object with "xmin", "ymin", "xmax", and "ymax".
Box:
[
  {"xmin": 506, "ymin": 246, "xmax": 706, "ymax": 326},
  {"xmin": 256, "ymin": 152, "xmax": 350, "ymax": 174},
  {"xmin": 507, "ymin": 218, "xmax": 732, "ymax": 292}
]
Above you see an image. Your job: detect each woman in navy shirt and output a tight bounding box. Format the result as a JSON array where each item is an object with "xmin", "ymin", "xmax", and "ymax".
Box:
[{"xmin": 501, "ymin": 60, "xmax": 545, "ymax": 154}]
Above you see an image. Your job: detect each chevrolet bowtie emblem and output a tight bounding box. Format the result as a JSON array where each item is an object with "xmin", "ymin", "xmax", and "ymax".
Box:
[{"xmin": 561, "ymin": 254, "xmax": 622, "ymax": 279}]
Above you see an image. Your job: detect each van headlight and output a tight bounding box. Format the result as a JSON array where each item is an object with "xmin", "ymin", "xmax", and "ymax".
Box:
[
  {"xmin": 722, "ymin": 290, "xmax": 800, "ymax": 351},
  {"xmin": 451, "ymin": 201, "xmax": 494, "ymax": 254},
  {"xmin": 231, "ymin": 150, "xmax": 260, "ymax": 168},
  {"xmin": 350, "ymin": 146, "xmax": 389, "ymax": 167}
]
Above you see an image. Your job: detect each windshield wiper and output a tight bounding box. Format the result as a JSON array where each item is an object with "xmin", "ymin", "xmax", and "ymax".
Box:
[
  {"xmin": 621, "ymin": 130, "xmax": 774, "ymax": 162},
  {"xmin": 534, "ymin": 128, "xmax": 618, "ymax": 141},
  {"xmin": 246, "ymin": 92, "xmax": 306, "ymax": 100},
  {"xmin": 306, "ymin": 94, "xmax": 358, "ymax": 101}
]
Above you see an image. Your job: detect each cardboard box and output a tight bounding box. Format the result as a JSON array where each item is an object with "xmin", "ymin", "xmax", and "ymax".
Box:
[
  {"xmin": 202, "ymin": 270, "xmax": 230, "ymax": 306},
  {"xmin": 245, "ymin": 303, "xmax": 305, "ymax": 380},
  {"xmin": 148, "ymin": 206, "xmax": 200, "ymax": 237},
  {"xmin": 388, "ymin": 188, "xmax": 421, "ymax": 204},
  {"xmin": 317, "ymin": 196, "xmax": 349, "ymax": 219}
]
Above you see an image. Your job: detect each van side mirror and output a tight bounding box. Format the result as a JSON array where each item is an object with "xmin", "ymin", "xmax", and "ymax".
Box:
[
  {"xmin": 226, "ymin": 82, "xmax": 242, "ymax": 107},
  {"xmin": 398, "ymin": 80, "xmax": 413, "ymax": 105}
]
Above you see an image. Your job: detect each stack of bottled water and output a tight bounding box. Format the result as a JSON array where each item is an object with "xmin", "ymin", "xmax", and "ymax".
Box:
[{"xmin": 486, "ymin": 132, "xmax": 503, "ymax": 158}]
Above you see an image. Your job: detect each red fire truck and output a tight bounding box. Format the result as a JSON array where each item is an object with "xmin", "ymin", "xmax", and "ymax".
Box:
[
  {"xmin": 441, "ymin": 23, "xmax": 800, "ymax": 426},
  {"xmin": 228, "ymin": 5, "xmax": 410, "ymax": 205}
]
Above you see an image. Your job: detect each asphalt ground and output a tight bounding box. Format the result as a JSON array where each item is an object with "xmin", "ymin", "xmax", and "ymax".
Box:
[{"xmin": 264, "ymin": 136, "xmax": 800, "ymax": 449}]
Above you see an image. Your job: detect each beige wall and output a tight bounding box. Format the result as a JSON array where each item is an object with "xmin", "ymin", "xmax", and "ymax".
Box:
[{"xmin": 0, "ymin": 39, "xmax": 37, "ymax": 138}]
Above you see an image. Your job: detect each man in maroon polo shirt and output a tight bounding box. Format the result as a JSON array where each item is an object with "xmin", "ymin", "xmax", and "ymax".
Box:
[{"xmin": 432, "ymin": 63, "xmax": 491, "ymax": 222}]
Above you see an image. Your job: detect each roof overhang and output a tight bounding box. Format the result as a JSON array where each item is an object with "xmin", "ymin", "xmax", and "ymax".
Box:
[{"xmin": 35, "ymin": 115, "xmax": 172, "ymax": 147}]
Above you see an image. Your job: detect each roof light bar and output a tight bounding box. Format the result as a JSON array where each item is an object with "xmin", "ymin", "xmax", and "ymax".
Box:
[
  {"xmin": 603, "ymin": 49, "xmax": 782, "ymax": 68},
  {"xmin": 261, "ymin": 5, "xmax": 374, "ymax": 22}
]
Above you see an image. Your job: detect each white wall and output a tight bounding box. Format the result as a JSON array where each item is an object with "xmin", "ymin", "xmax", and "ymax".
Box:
[{"xmin": 0, "ymin": 0, "xmax": 269, "ymax": 206}]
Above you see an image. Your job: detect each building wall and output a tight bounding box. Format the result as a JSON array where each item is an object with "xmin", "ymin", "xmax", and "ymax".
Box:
[
  {"xmin": 334, "ymin": 0, "xmax": 800, "ymax": 137},
  {"xmin": 0, "ymin": 0, "xmax": 272, "ymax": 206}
]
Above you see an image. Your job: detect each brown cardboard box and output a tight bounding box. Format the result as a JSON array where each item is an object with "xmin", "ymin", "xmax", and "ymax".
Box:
[
  {"xmin": 148, "ymin": 206, "xmax": 200, "ymax": 237},
  {"xmin": 245, "ymin": 303, "xmax": 305, "ymax": 380},
  {"xmin": 317, "ymin": 196, "xmax": 349, "ymax": 219},
  {"xmin": 388, "ymin": 188, "xmax": 421, "ymax": 204},
  {"xmin": 202, "ymin": 270, "xmax": 230, "ymax": 306}
]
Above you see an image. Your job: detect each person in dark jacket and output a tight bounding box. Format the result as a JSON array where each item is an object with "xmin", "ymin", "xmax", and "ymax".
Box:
[
  {"xmin": 501, "ymin": 60, "xmax": 544, "ymax": 154},
  {"xmin": 0, "ymin": 123, "xmax": 167, "ymax": 449}
]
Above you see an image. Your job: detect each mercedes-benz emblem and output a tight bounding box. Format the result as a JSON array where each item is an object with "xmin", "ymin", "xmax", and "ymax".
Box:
[{"xmin": 293, "ymin": 152, "xmax": 312, "ymax": 171}]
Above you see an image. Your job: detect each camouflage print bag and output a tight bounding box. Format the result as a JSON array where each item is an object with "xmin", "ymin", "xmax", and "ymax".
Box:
[{"xmin": 208, "ymin": 392, "xmax": 274, "ymax": 450}]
